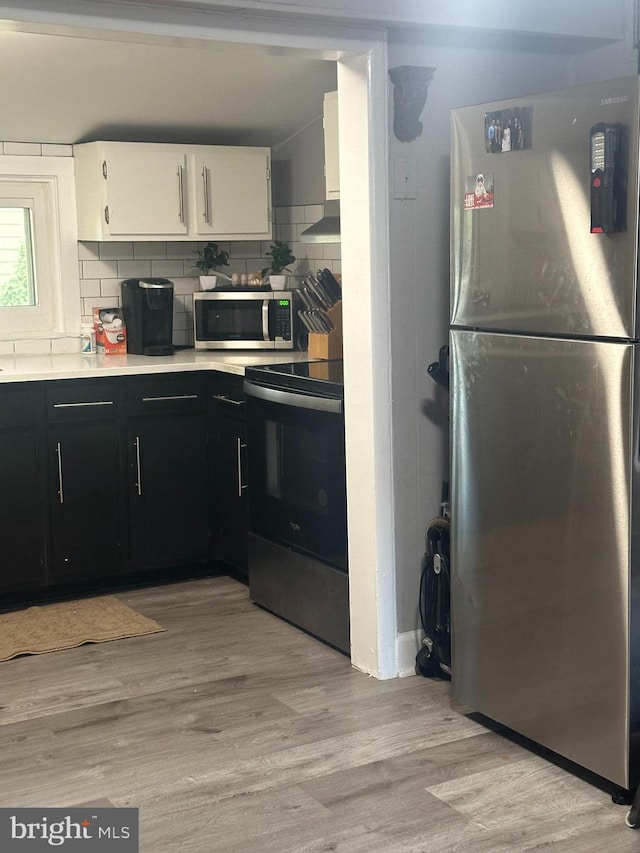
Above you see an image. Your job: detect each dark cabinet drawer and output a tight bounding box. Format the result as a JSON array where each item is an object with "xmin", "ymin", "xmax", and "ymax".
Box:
[
  {"xmin": 125, "ymin": 372, "xmax": 206, "ymax": 416},
  {"xmin": 46, "ymin": 380, "xmax": 119, "ymax": 423},
  {"xmin": 208, "ymin": 372, "xmax": 245, "ymax": 415}
]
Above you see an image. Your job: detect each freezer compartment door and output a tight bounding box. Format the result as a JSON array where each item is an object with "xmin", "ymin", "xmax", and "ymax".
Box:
[
  {"xmin": 451, "ymin": 329, "xmax": 633, "ymax": 787},
  {"xmin": 450, "ymin": 76, "xmax": 639, "ymax": 339}
]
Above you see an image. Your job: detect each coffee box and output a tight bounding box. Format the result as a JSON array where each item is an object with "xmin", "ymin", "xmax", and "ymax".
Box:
[{"xmin": 93, "ymin": 307, "xmax": 127, "ymax": 355}]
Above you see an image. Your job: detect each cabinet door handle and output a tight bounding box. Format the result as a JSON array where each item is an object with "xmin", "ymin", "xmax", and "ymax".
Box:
[
  {"xmin": 212, "ymin": 394, "xmax": 244, "ymax": 407},
  {"xmin": 135, "ymin": 436, "xmax": 142, "ymax": 496},
  {"xmin": 53, "ymin": 401, "xmax": 114, "ymax": 409},
  {"xmin": 202, "ymin": 166, "xmax": 210, "ymax": 224},
  {"xmin": 177, "ymin": 165, "xmax": 185, "ymax": 224},
  {"xmin": 141, "ymin": 394, "xmax": 199, "ymax": 402},
  {"xmin": 56, "ymin": 442, "xmax": 64, "ymax": 504},
  {"xmin": 237, "ymin": 438, "xmax": 248, "ymax": 498}
]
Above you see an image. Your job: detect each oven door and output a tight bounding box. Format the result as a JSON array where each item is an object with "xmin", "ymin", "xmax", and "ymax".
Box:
[{"xmin": 244, "ymin": 382, "xmax": 347, "ymax": 571}]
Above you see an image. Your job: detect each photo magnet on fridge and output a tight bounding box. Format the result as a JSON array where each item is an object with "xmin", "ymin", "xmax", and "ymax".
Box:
[
  {"xmin": 484, "ymin": 106, "xmax": 532, "ymax": 153},
  {"xmin": 464, "ymin": 173, "xmax": 494, "ymax": 210}
]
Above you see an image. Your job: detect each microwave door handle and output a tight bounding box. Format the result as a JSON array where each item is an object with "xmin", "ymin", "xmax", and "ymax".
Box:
[
  {"xmin": 243, "ymin": 381, "xmax": 343, "ymax": 414},
  {"xmin": 262, "ymin": 300, "xmax": 270, "ymax": 341}
]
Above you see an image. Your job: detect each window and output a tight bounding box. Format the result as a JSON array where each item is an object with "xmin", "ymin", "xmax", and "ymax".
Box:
[
  {"xmin": 0, "ymin": 206, "xmax": 36, "ymax": 307},
  {"xmin": 0, "ymin": 156, "xmax": 79, "ymax": 340}
]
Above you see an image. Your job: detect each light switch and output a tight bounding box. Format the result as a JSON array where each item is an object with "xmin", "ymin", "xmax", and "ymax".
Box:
[{"xmin": 393, "ymin": 157, "xmax": 417, "ymax": 199}]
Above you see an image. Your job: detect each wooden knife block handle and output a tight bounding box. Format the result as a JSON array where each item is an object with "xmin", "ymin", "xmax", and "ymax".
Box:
[{"xmin": 308, "ymin": 301, "xmax": 343, "ymax": 360}]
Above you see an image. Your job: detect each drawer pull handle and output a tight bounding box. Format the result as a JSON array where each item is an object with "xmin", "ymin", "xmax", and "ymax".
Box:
[
  {"xmin": 135, "ymin": 436, "xmax": 142, "ymax": 496},
  {"xmin": 56, "ymin": 442, "xmax": 64, "ymax": 504},
  {"xmin": 53, "ymin": 401, "xmax": 114, "ymax": 408},
  {"xmin": 237, "ymin": 438, "xmax": 248, "ymax": 498},
  {"xmin": 141, "ymin": 394, "xmax": 199, "ymax": 402},
  {"xmin": 177, "ymin": 165, "xmax": 185, "ymax": 223},
  {"xmin": 212, "ymin": 394, "xmax": 244, "ymax": 407},
  {"xmin": 202, "ymin": 166, "xmax": 210, "ymax": 224}
]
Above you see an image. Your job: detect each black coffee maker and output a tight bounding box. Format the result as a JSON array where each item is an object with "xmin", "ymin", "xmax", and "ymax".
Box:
[{"xmin": 121, "ymin": 278, "xmax": 175, "ymax": 356}]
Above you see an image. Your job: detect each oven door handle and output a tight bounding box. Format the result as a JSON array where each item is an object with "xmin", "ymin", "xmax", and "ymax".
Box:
[{"xmin": 243, "ymin": 381, "xmax": 343, "ymax": 414}]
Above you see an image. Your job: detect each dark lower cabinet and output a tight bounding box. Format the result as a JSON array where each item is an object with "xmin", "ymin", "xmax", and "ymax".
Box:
[
  {"xmin": 125, "ymin": 373, "xmax": 210, "ymax": 569},
  {"xmin": 46, "ymin": 381, "xmax": 125, "ymax": 583},
  {"xmin": 0, "ymin": 369, "xmax": 248, "ymax": 601},
  {"xmin": 209, "ymin": 374, "xmax": 248, "ymax": 577},
  {"xmin": 0, "ymin": 385, "xmax": 46, "ymax": 592}
]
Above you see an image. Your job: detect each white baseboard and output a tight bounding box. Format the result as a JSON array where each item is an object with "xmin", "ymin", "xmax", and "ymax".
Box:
[{"xmin": 395, "ymin": 629, "xmax": 424, "ymax": 677}]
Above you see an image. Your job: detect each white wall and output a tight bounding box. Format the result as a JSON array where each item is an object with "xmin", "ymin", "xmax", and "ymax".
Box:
[
  {"xmin": 272, "ymin": 116, "xmax": 328, "ymax": 206},
  {"xmin": 386, "ymin": 37, "xmax": 574, "ymax": 644}
]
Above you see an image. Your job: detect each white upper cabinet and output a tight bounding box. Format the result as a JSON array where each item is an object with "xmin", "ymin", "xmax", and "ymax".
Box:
[
  {"xmin": 74, "ymin": 141, "xmax": 272, "ymax": 242},
  {"xmin": 323, "ymin": 91, "xmax": 339, "ymax": 200},
  {"xmin": 194, "ymin": 147, "xmax": 271, "ymax": 239}
]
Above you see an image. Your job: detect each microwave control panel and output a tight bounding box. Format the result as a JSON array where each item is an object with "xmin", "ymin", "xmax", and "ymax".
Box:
[{"xmin": 271, "ymin": 298, "xmax": 292, "ymax": 340}]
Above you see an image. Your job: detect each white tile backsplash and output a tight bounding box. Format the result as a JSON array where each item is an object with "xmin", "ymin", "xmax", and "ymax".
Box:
[
  {"xmin": 133, "ymin": 242, "xmax": 168, "ymax": 260},
  {"xmin": 117, "ymin": 260, "xmax": 152, "ymax": 278},
  {"xmin": 151, "ymin": 259, "xmax": 185, "ymax": 277},
  {"xmin": 78, "ymin": 242, "xmax": 100, "ymax": 260},
  {"xmin": 99, "ymin": 242, "xmax": 135, "ymax": 260},
  {"xmin": 82, "ymin": 259, "xmax": 119, "ymax": 278},
  {"xmin": 51, "ymin": 336, "xmax": 81, "ymax": 354},
  {"xmin": 14, "ymin": 338, "xmax": 51, "ymax": 354},
  {"xmin": 79, "ymin": 279, "xmax": 101, "ymax": 297},
  {"xmin": 99, "ymin": 278, "xmax": 123, "ymax": 298}
]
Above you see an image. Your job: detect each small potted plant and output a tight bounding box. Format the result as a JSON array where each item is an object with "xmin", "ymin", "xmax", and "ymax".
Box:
[
  {"xmin": 195, "ymin": 242, "xmax": 230, "ymax": 290},
  {"xmin": 261, "ymin": 240, "xmax": 295, "ymax": 288}
]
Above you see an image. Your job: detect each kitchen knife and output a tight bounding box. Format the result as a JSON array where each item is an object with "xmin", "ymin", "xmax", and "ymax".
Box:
[
  {"xmin": 320, "ymin": 312, "xmax": 335, "ymax": 332},
  {"xmin": 306, "ymin": 275, "xmax": 332, "ymax": 309},
  {"xmin": 301, "ymin": 284, "xmax": 322, "ymax": 310},
  {"xmin": 297, "ymin": 309, "xmax": 315, "ymax": 332},
  {"xmin": 306, "ymin": 310, "xmax": 324, "ymax": 333},
  {"xmin": 317, "ymin": 268, "xmax": 342, "ymax": 303},
  {"xmin": 308, "ymin": 273, "xmax": 335, "ymax": 308},
  {"xmin": 296, "ymin": 287, "xmax": 311, "ymax": 310},
  {"xmin": 314, "ymin": 310, "xmax": 334, "ymax": 333}
]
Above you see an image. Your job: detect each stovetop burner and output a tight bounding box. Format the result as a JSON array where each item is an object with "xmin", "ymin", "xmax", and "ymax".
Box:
[{"xmin": 244, "ymin": 359, "xmax": 344, "ymax": 397}]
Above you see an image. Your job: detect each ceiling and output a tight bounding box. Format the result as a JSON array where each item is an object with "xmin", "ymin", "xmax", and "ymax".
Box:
[{"xmin": 0, "ymin": 28, "xmax": 338, "ymax": 147}]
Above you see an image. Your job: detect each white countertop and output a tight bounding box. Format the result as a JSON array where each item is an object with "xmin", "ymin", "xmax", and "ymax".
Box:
[{"xmin": 0, "ymin": 349, "xmax": 318, "ymax": 383}]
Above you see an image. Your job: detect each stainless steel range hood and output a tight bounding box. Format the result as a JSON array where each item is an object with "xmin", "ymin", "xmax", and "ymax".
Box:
[{"xmin": 300, "ymin": 201, "xmax": 341, "ymax": 243}]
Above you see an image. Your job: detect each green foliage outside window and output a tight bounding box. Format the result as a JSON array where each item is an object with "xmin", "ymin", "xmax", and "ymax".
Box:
[{"xmin": 0, "ymin": 243, "xmax": 30, "ymax": 306}]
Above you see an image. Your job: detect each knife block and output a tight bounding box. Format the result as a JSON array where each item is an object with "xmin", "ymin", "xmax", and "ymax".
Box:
[{"xmin": 308, "ymin": 301, "xmax": 343, "ymax": 360}]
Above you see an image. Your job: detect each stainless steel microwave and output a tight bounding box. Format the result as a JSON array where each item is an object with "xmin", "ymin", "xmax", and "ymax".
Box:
[{"xmin": 193, "ymin": 290, "xmax": 295, "ymax": 350}]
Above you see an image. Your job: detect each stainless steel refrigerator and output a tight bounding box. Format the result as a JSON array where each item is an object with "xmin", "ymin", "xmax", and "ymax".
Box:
[{"xmin": 450, "ymin": 75, "xmax": 640, "ymax": 792}]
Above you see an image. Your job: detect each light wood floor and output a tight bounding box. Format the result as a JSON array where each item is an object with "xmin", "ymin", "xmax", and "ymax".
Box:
[{"xmin": 0, "ymin": 576, "xmax": 636, "ymax": 851}]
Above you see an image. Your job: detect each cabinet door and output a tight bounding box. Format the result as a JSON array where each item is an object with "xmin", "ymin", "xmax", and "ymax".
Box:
[
  {"xmin": 104, "ymin": 144, "xmax": 188, "ymax": 236},
  {"xmin": 211, "ymin": 414, "xmax": 248, "ymax": 574},
  {"xmin": 49, "ymin": 421, "xmax": 124, "ymax": 582},
  {"xmin": 194, "ymin": 148, "xmax": 271, "ymax": 238},
  {"xmin": 0, "ymin": 387, "xmax": 46, "ymax": 592},
  {"xmin": 125, "ymin": 374, "xmax": 210, "ymax": 569},
  {"xmin": 323, "ymin": 91, "xmax": 340, "ymax": 200},
  {"xmin": 127, "ymin": 413, "xmax": 210, "ymax": 568},
  {"xmin": 47, "ymin": 381, "xmax": 124, "ymax": 583},
  {"xmin": 209, "ymin": 374, "xmax": 248, "ymax": 575}
]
